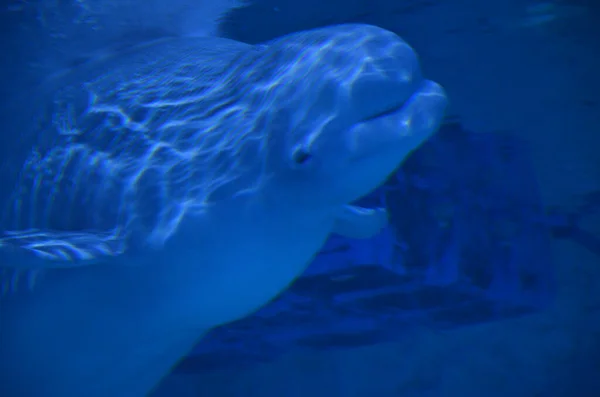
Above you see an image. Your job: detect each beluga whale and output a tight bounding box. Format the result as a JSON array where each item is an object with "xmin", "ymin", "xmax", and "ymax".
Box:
[{"xmin": 0, "ymin": 24, "xmax": 447, "ymax": 396}]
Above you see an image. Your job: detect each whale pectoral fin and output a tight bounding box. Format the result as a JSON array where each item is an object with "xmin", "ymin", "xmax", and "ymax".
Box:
[
  {"xmin": 0, "ymin": 229, "xmax": 127, "ymax": 295},
  {"xmin": 0, "ymin": 229, "xmax": 126, "ymax": 267},
  {"xmin": 332, "ymin": 205, "xmax": 388, "ymax": 239}
]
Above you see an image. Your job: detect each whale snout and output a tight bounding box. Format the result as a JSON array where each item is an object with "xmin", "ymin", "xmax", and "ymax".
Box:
[
  {"xmin": 337, "ymin": 26, "xmax": 447, "ymax": 159},
  {"xmin": 348, "ymin": 80, "xmax": 448, "ymax": 160}
]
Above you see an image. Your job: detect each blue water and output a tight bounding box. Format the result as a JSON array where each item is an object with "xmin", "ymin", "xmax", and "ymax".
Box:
[{"xmin": 1, "ymin": 1, "xmax": 599, "ymax": 396}]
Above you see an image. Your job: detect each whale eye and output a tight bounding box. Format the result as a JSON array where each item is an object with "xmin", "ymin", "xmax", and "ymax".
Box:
[{"xmin": 291, "ymin": 145, "xmax": 313, "ymax": 167}]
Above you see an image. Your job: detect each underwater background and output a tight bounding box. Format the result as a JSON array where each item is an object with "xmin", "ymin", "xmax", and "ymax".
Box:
[{"xmin": 1, "ymin": 0, "xmax": 599, "ymax": 396}]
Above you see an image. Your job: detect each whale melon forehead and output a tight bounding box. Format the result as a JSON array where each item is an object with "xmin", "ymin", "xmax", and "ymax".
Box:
[{"xmin": 248, "ymin": 24, "xmax": 423, "ymax": 123}]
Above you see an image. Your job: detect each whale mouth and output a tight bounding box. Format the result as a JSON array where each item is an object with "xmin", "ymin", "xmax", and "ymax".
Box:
[{"xmin": 360, "ymin": 102, "xmax": 406, "ymax": 123}]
